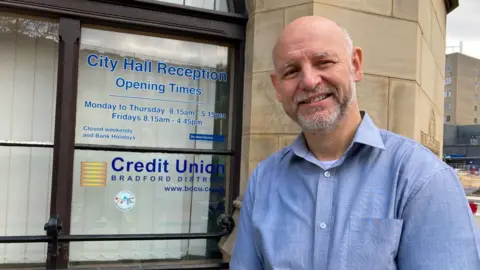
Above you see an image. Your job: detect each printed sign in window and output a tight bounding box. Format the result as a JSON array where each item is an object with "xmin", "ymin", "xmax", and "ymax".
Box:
[{"xmin": 75, "ymin": 28, "xmax": 231, "ymax": 150}]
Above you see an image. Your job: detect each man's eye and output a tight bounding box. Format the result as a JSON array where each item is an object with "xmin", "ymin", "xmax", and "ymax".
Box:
[
  {"xmin": 316, "ymin": 61, "xmax": 334, "ymax": 66},
  {"xmin": 283, "ymin": 69, "xmax": 297, "ymax": 78}
]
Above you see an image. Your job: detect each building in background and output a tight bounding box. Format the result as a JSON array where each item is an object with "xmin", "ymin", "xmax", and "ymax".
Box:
[
  {"xmin": 443, "ymin": 53, "xmax": 480, "ymax": 224},
  {"xmin": 444, "ymin": 53, "xmax": 480, "ymax": 125}
]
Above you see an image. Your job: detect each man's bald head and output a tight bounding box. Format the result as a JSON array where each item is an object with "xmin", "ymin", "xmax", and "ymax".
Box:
[
  {"xmin": 269, "ymin": 15, "xmax": 364, "ymax": 134},
  {"xmin": 272, "ymin": 16, "xmax": 353, "ymax": 69}
]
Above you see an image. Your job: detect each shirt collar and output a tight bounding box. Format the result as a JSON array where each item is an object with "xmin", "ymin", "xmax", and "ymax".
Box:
[
  {"xmin": 289, "ymin": 111, "xmax": 385, "ymax": 159},
  {"xmin": 352, "ymin": 111, "xmax": 385, "ymax": 150}
]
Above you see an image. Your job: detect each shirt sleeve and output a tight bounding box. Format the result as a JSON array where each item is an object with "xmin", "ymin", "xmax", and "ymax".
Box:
[
  {"xmin": 397, "ymin": 167, "xmax": 480, "ymax": 270},
  {"xmin": 229, "ymin": 168, "xmax": 263, "ymax": 270}
]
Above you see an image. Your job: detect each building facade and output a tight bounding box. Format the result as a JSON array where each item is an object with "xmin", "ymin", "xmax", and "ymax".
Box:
[
  {"xmin": 444, "ymin": 52, "xmax": 480, "ymax": 125},
  {"xmin": 0, "ymin": 0, "xmax": 459, "ymax": 269}
]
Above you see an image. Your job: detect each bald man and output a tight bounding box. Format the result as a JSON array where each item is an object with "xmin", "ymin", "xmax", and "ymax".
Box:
[{"xmin": 230, "ymin": 16, "xmax": 480, "ymax": 270}]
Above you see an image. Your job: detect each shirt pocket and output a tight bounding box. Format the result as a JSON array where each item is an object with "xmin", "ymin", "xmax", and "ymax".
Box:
[{"xmin": 346, "ymin": 217, "xmax": 403, "ymax": 270}]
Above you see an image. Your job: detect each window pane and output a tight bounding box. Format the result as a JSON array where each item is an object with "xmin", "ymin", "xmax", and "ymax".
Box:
[
  {"xmin": 216, "ymin": 0, "xmax": 229, "ymax": 12},
  {"xmin": 70, "ymin": 150, "xmax": 229, "ymax": 262},
  {"xmin": 0, "ymin": 147, "xmax": 53, "ymax": 264},
  {"xmin": 75, "ymin": 27, "xmax": 231, "ymax": 150},
  {"xmin": 152, "ymin": 0, "xmax": 230, "ymax": 12},
  {"xmin": 0, "ymin": 13, "xmax": 58, "ymax": 143},
  {"xmin": 185, "ymin": 0, "xmax": 215, "ymax": 10},
  {"xmin": 0, "ymin": 12, "xmax": 56, "ymax": 265},
  {"xmin": 155, "ymin": 0, "xmax": 183, "ymax": 5}
]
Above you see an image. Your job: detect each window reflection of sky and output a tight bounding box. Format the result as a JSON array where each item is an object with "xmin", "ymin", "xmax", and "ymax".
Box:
[
  {"xmin": 152, "ymin": 0, "xmax": 229, "ymax": 12},
  {"xmin": 80, "ymin": 28, "xmax": 228, "ymax": 68}
]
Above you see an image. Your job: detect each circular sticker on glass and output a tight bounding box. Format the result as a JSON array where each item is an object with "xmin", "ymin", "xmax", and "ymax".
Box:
[{"xmin": 114, "ymin": 190, "xmax": 136, "ymax": 211}]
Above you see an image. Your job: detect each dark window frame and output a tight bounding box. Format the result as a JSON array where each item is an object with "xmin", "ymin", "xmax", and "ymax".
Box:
[{"xmin": 0, "ymin": 0, "xmax": 246, "ymax": 268}]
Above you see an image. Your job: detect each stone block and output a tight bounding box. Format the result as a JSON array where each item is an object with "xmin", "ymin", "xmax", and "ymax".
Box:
[
  {"xmin": 248, "ymin": 134, "xmax": 279, "ymax": 163},
  {"xmin": 242, "ymin": 72, "xmax": 253, "ymax": 134},
  {"xmin": 252, "ymin": 0, "xmax": 312, "ymax": 14},
  {"xmin": 285, "ymin": 3, "xmax": 314, "ymax": 26},
  {"xmin": 251, "ymin": 0, "xmax": 391, "ymax": 15},
  {"xmin": 393, "ymin": 0, "xmax": 418, "ymax": 21},
  {"xmin": 245, "ymin": 16, "xmax": 255, "ymax": 74},
  {"xmin": 279, "ymin": 134, "xmax": 298, "ymax": 149},
  {"xmin": 434, "ymin": 68, "xmax": 445, "ymax": 114},
  {"xmin": 388, "ymin": 78, "xmax": 419, "ymax": 140},
  {"xmin": 420, "ymin": 34, "xmax": 437, "ymax": 105},
  {"xmin": 240, "ymin": 135, "xmax": 251, "ymax": 196},
  {"xmin": 313, "ymin": 3, "xmax": 419, "ymax": 80},
  {"xmin": 356, "ymin": 74, "xmax": 389, "ymax": 129},
  {"xmin": 249, "ymin": 71, "xmax": 301, "ymax": 134},
  {"xmin": 431, "ymin": 14, "xmax": 446, "ymax": 77},
  {"xmin": 314, "ymin": 0, "xmax": 392, "ymax": 16},
  {"xmin": 416, "ymin": 26, "xmax": 423, "ymax": 84},
  {"xmin": 418, "ymin": 0, "xmax": 433, "ymax": 45},
  {"xmin": 431, "ymin": 0, "xmax": 447, "ymax": 37},
  {"xmin": 252, "ymin": 9, "xmax": 284, "ymax": 72},
  {"xmin": 416, "ymin": 88, "xmax": 443, "ymax": 156}
]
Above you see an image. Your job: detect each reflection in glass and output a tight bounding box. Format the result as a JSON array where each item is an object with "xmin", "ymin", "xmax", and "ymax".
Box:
[
  {"xmin": 0, "ymin": 13, "xmax": 58, "ymax": 143},
  {"xmin": 0, "ymin": 147, "xmax": 53, "ymax": 264},
  {"xmin": 0, "ymin": 13, "xmax": 56, "ymax": 265},
  {"xmin": 69, "ymin": 150, "xmax": 228, "ymax": 262},
  {"xmin": 153, "ymin": 0, "xmax": 229, "ymax": 12},
  {"xmin": 75, "ymin": 27, "xmax": 231, "ymax": 150}
]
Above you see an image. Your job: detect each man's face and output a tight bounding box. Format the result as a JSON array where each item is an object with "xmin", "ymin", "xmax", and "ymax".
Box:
[{"xmin": 271, "ymin": 22, "xmax": 363, "ymax": 132}]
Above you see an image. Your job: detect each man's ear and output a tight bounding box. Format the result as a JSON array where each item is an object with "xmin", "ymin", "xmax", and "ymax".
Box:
[
  {"xmin": 351, "ymin": 47, "xmax": 364, "ymax": 82},
  {"xmin": 270, "ymin": 71, "xmax": 282, "ymax": 102}
]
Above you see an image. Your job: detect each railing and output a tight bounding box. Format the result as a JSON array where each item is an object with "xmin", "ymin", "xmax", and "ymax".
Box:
[
  {"xmin": 0, "ymin": 214, "xmax": 235, "ymax": 269},
  {"xmin": 445, "ymin": 164, "xmax": 480, "ymax": 221},
  {"xmin": 451, "ymin": 164, "xmax": 480, "ymax": 194}
]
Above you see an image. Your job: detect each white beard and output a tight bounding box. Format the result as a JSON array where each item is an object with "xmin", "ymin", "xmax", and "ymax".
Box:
[{"xmin": 295, "ymin": 73, "xmax": 357, "ymax": 133}]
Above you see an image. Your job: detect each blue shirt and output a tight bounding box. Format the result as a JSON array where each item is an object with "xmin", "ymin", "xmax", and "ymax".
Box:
[{"xmin": 230, "ymin": 112, "xmax": 480, "ymax": 270}]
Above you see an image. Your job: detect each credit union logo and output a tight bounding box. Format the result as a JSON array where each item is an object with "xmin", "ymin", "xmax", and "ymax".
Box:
[
  {"xmin": 79, "ymin": 157, "xmax": 225, "ymax": 186},
  {"xmin": 114, "ymin": 190, "xmax": 136, "ymax": 211},
  {"xmin": 80, "ymin": 162, "xmax": 108, "ymax": 187}
]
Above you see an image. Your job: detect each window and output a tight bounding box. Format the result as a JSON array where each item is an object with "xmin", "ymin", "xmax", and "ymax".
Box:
[
  {"xmin": 0, "ymin": 13, "xmax": 58, "ymax": 142},
  {"xmin": 475, "ymin": 106, "xmax": 477, "ymax": 111},
  {"xmin": 445, "ymin": 90, "xmax": 452, "ymax": 97},
  {"xmin": 445, "ymin": 77, "xmax": 452, "ymax": 85},
  {"xmin": 75, "ymin": 28, "xmax": 230, "ymax": 150},
  {"xmin": 475, "ymin": 94, "xmax": 479, "ymax": 101},
  {"xmin": 446, "ymin": 64, "xmax": 452, "ymax": 72},
  {"xmin": 445, "ymin": 103, "xmax": 451, "ymax": 110},
  {"xmin": 475, "ymin": 118, "xmax": 478, "ymax": 124},
  {"xmin": 152, "ymin": 0, "xmax": 230, "ymax": 12},
  {"xmin": 0, "ymin": 13, "xmax": 58, "ymax": 265},
  {"xmin": 0, "ymin": 0, "xmax": 245, "ymax": 268},
  {"xmin": 70, "ymin": 151, "xmax": 229, "ymax": 261},
  {"xmin": 70, "ymin": 26, "xmax": 233, "ymax": 263},
  {"xmin": 445, "ymin": 115, "xmax": 451, "ymax": 122}
]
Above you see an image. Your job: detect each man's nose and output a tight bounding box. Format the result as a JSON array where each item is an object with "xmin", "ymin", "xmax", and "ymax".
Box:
[{"xmin": 299, "ymin": 67, "xmax": 320, "ymax": 91}]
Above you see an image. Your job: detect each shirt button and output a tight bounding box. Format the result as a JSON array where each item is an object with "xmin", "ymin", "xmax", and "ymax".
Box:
[
  {"xmin": 319, "ymin": 222, "xmax": 327, "ymax": 229},
  {"xmin": 324, "ymin": 171, "xmax": 331, "ymax": 178}
]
